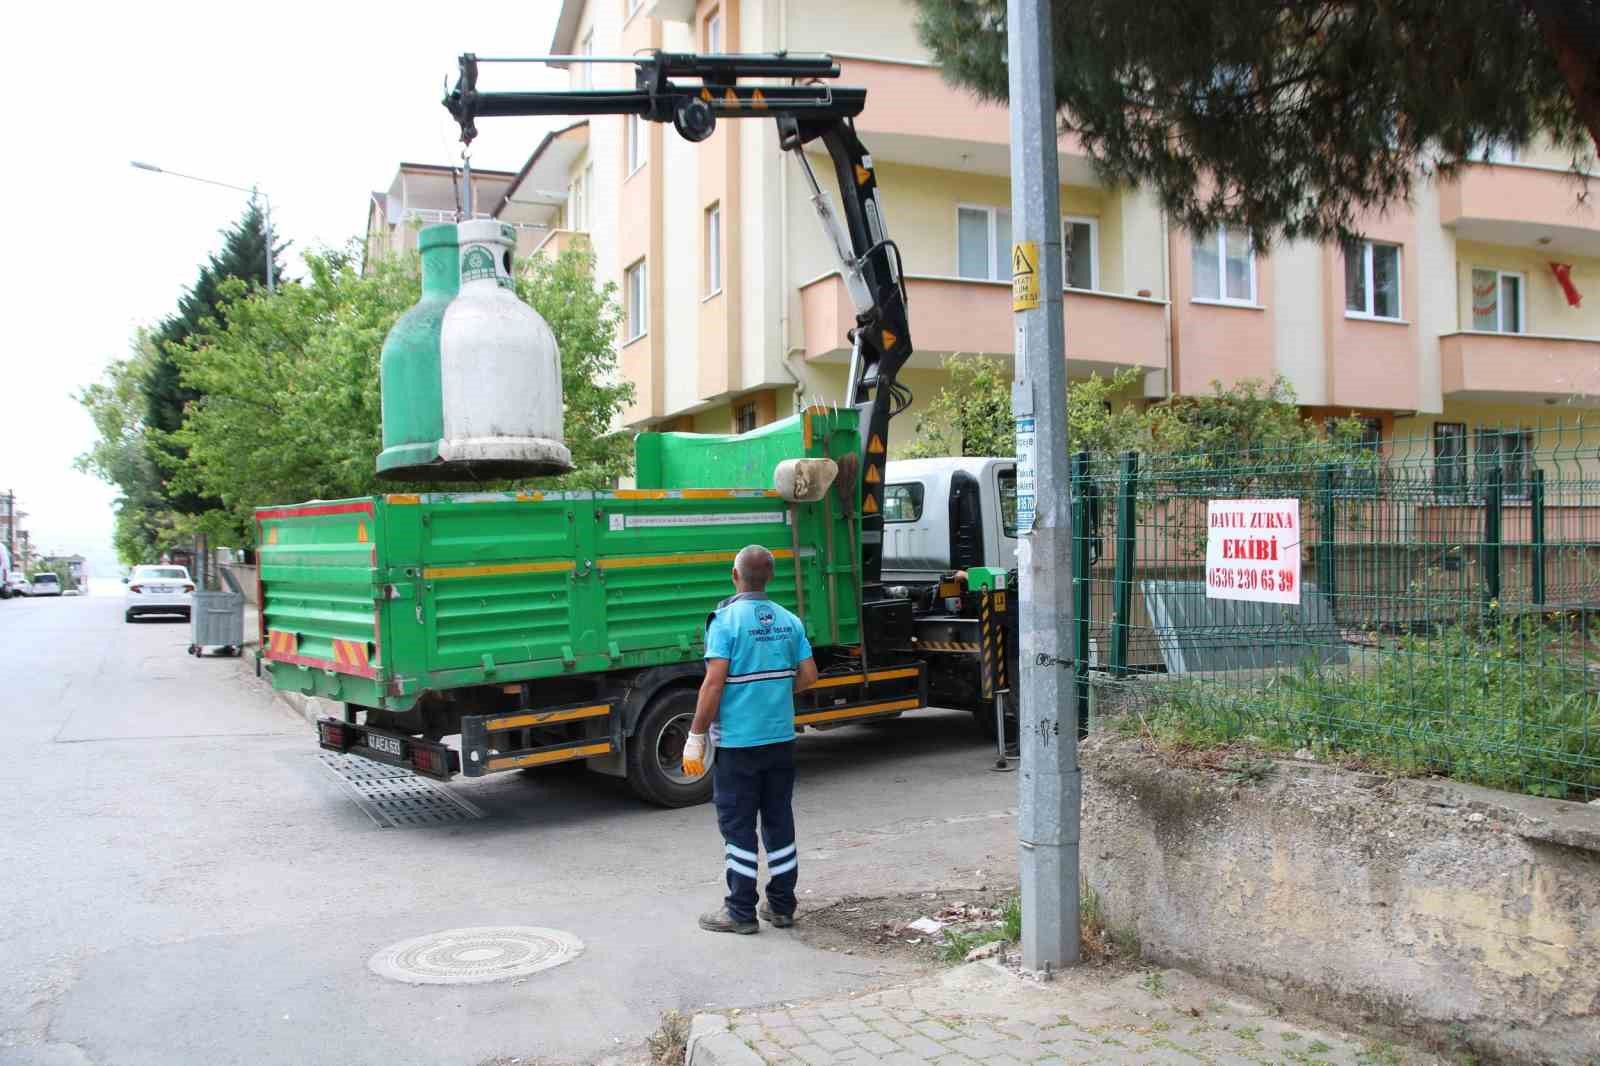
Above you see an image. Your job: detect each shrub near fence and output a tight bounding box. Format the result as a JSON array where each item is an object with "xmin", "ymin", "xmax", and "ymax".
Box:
[{"xmin": 1071, "ymin": 421, "xmax": 1600, "ymax": 800}]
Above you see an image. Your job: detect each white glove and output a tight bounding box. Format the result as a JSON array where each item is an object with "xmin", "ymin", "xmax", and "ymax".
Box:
[{"xmin": 683, "ymin": 731, "xmax": 709, "ymax": 776}]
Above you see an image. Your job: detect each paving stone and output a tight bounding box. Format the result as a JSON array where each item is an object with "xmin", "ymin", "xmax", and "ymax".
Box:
[
  {"xmin": 878, "ymin": 1054, "xmax": 932, "ymax": 1066},
  {"xmin": 948, "ymin": 1036, "xmax": 998, "ymax": 1059},
  {"xmin": 811, "ymin": 1029, "xmax": 855, "ymax": 1053},
  {"xmin": 788, "ymin": 1044, "xmax": 835, "ymax": 1066},
  {"xmin": 752, "ymin": 1039, "xmax": 788, "ymax": 1060},
  {"xmin": 768, "ymin": 1026, "xmax": 810, "ymax": 1048},
  {"xmin": 818, "ymin": 1004, "xmax": 853, "ymax": 1019},
  {"xmin": 899, "ymin": 1033, "xmax": 952, "ymax": 1058},
  {"xmin": 757, "ymin": 1011, "xmax": 793, "ymax": 1028},
  {"xmin": 851, "ymin": 1006, "xmax": 891, "ymax": 1022},
  {"xmin": 913, "ymin": 1019, "xmax": 961, "ymax": 1041},
  {"xmin": 852, "ymin": 1031, "xmax": 900, "ymax": 1056},
  {"xmin": 874, "ymin": 1018, "xmax": 918, "ymax": 1039},
  {"xmin": 831, "ymin": 1015, "xmax": 871, "ymax": 1035},
  {"xmin": 733, "ymin": 1024, "xmax": 766, "ymax": 1043},
  {"xmin": 979, "ymin": 1055, "xmax": 1027, "ymax": 1066}
]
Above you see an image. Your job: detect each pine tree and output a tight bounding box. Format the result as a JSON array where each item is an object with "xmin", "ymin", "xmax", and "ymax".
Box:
[
  {"xmin": 142, "ymin": 199, "xmax": 288, "ymax": 513},
  {"xmin": 912, "ymin": 0, "xmax": 1599, "ymax": 245}
]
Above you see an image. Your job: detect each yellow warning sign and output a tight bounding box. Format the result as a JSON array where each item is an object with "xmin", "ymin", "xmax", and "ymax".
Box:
[
  {"xmin": 867, "ymin": 434, "xmax": 885, "ymax": 455},
  {"xmin": 356, "ymin": 522, "xmax": 368, "ymax": 544},
  {"xmin": 1012, "ymin": 240, "xmax": 1040, "ymax": 311},
  {"xmin": 863, "ymin": 494, "xmax": 879, "ymax": 514}
]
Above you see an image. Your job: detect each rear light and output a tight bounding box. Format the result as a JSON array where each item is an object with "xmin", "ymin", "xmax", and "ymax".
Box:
[
  {"xmin": 411, "ymin": 746, "xmax": 446, "ymax": 776},
  {"xmin": 317, "ymin": 720, "xmax": 349, "ymax": 750},
  {"xmin": 128, "ymin": 584, "xmax": 143, "ymax": 593},
  {"xmin": 182, "ymin": 583, "xmax": 196, "ymax": 593}
]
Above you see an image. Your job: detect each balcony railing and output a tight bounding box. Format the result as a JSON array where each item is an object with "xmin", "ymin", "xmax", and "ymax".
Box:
[{"xmin": 798, "ymin": 271, "xmax": 1166, "ymax": 375}]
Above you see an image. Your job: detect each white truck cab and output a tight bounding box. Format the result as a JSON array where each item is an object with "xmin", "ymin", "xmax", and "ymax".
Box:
[{"xmin": 881, "ymin": 457, "xmax": 1017, "ymax": 586}]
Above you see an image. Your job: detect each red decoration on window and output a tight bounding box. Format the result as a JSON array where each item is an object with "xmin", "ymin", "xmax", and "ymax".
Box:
[{"xmin": 1549, "ymin": 262, "xmax": 1582, "ymax": 307}]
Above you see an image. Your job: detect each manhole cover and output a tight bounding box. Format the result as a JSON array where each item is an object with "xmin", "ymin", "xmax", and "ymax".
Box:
[
  {"xmin": 317, "ymin": 752, "xmax": 484, "ymax": 828},
  {"xmin": 369, "ymin": 926, "xmax": 584, "ymax": 985}
]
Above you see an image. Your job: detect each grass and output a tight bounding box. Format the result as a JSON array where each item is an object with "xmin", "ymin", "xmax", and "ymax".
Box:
[
  {"xmin": 1122, "ymin": 617, "xmax": 1600, "ymax": 801},
  {"xmin": 940, "ymin": 886, "xmax": 1138, "ymax": 965},
  {"xmin": 646, "ymin": 1009, "xmax": 690, "ymax": 1066}
]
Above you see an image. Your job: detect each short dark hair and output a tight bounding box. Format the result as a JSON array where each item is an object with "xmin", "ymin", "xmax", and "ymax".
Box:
[{"xmin": 734, "ymin": 544, "xmax": 775, "ymax": 589}]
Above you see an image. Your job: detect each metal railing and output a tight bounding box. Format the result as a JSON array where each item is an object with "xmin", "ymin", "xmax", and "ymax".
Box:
[{"xmin": 1068, "ymin": 420, "xmax": 1600, "ymax": 801}]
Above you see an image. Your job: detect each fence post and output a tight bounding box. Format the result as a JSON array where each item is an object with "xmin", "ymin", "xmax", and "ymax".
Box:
[
  {"xmin": 1110, "ymin": 451, "xmax": 1138, "ymax": 677},
  {"xmin": 1318, "ymin": 465, "xmax": 1337, "ymax": 603},
  {"xmin": 1530, "ymin": 468, "xmax": 1546, "ymax": 607},
  {"xmin": 1070, "ymin": 451, "xmax": 1092, "ymax": 738},
  {"xmin": 1484, "ymin": 465, "xmax": 1503, "ymax": 616}
]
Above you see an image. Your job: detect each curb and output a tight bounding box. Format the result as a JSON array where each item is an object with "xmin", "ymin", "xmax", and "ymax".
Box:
[{"xmin": 685, "ymin": 1013, "xmax": 764, "ymax": 1066}]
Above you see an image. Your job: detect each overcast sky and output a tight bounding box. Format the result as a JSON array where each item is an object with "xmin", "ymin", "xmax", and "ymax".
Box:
[{"xmin": 2, "ymin": 2, "xmax": 567, "ymax": 575}]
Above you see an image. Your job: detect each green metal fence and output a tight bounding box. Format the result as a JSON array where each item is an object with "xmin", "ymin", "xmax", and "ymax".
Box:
[{"xmin": 1069, "ymin": 420, "xmax": 1600, "ymax": 801}]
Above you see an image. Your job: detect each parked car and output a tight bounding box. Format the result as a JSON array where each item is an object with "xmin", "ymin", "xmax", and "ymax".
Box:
[
  {"xmin": 29, "ymin": 573, "xmax": 62, "ymax": 597},
  {"xmin": 0, "ymin": 543, "xmax": 14, "ymax": 599},
  {"xmin": 124, "ymin": 565, "xmax": 195, "ymax": 621},
  {"xmin": 5, "ymin": 573, "xmax": 26, "ymax": 597}
]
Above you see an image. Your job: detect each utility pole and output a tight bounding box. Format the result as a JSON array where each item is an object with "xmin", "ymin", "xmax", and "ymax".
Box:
[
  {"xmin": 1009, "ymin": 0, "xmax": 1081, "ymax": 969},
  {"xmin": 130, "ymin": 162, "xmax": 274, "ymax": 292}
]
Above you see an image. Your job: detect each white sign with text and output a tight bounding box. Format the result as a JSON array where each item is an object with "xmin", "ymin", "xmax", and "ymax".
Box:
[{"xmin": 1205, "ymin": 499, "xmax": 1302, "ymax": 604}]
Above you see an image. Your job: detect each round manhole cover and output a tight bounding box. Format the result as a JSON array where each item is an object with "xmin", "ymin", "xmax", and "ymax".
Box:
[{"xmin": 369, "ymin": 926, "xmax": 584, "ymax": 985}]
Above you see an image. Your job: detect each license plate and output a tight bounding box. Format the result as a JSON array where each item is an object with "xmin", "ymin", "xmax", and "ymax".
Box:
[
  {"xmin": 367, "ymin": 733, "xmax": 403, "ymax": 757},
  {"xmin": 152, "ymin": 585, "xmax": 174, "ymax": 593}
]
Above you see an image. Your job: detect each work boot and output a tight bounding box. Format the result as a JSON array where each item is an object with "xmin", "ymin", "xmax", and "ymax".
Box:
[
  {"xmin": 758, "ymin": 904, "xmax": 795, "ymax": 928},
  {"xmin": 698, "ymin": 908, "xmax": 759, "ymax": 934}
]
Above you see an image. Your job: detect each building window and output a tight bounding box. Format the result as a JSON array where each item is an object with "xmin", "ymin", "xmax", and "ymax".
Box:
[
  {"xmin": 568, "ymin": 164, "xmax": 590, "ymax": 232},
  {"xmin": 577, "ymin": 29, "xmax": 594, "ymax": 89},
  {"xmin": 882, "ymin": 483, "xmax": 925, "ymax": 523},
  {"xmin": 956, "ymin": 205, "xmax": 1012, "ymax": 282},
  {"xmin": 1063, "ymin": 216, "xmax": 1099, "ymax": 291},
  {"xmin": 1191, "ymin": 224, "xmax": 1255, "ymax": 304},
  {"xmin": 705, "ymin": 202, "xmax": 722, "ymax": 294},
  {"xmin": 705, "ymin": 8, "xmax": 723, "ymax": 52},
  {"xmin": 1344, "ymin": 240, "xmax": 1402, "ymax": 320},
  {"xmin": 1475, "ymin": 428, "xmax": 1534, "ymax": 498},
  {"xmin": 1470, "ymin": 139, "xmax": 1519, "ymax": 164},
  {"xmin": 626, "ymin": 113, "xmax": 647, "ymax": 175},
  {"xmin": 734, "ymin": 401, "xmax": 758, "ymax": 434},
  {"xmin": 625, "ymin": 259, "xmax": 648, "ymax": 342},
  {"xmin": 1433, "ymin": 422, "xmax": 1467, "ymax": 498},
  {"xmin": 1471, "ymin": 268, "xmax": 1524, "ymax": 333}
]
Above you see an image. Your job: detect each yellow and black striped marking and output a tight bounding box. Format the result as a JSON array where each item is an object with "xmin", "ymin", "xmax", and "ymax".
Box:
[
  {"xmin": 486, "ymin": 740, "xmax": 613, "ymax": 773},
  {"xmin": 795, "ymin": 697, "xmax": 921, "ymax": 727},
  {"xmin": 917, "ymin": 640, "xmax": 980, "ymax": 654},
  {"xmin": 484, "ymin": 704, "xmax": 610, "ymax": 732}
]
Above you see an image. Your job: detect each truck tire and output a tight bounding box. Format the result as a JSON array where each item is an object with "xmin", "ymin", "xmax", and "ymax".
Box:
[{"xmin": 626, "ymin": 687, "xmax": 714, "ymax": 808}]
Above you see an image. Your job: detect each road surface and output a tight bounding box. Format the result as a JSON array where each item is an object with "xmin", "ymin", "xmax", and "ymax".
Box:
[{"xmin": 0, "ymin": 589, "xmax": 1017, "ymax": 1065}]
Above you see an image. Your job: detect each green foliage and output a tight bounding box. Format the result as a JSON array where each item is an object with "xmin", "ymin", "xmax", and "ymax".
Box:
[
  {"xmin": 166, "ymin": 244, "xmax": 633, "ymax": 543},
  {"xmin": 75, "ymin": 334, "xmax": 185, "ymax": 565},
  {"xmin": 1000, "ymin": 895, "xmax": 1022, "ymax": 942},
  {"xmin": 912, "ymin": 0, "xmax": 1596, "ymax": 246},
  {"xmin": 1133, "ymin": 616, "xmax": 1600, "ymax": 799},
  {"xmin": 903, "ymin": 356, "xmax": 1360, "ymax": 464}
]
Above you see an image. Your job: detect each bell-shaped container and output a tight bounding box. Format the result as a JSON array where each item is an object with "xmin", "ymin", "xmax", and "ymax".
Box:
[{"xmin": 376, "ymin": 219, "xmax": 573, "ymax": 480}]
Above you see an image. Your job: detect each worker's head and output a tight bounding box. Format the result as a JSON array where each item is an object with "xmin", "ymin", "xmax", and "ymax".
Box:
[{"xmin": 732, "ymin": 544, "xmax": 775, "ymax": 592}]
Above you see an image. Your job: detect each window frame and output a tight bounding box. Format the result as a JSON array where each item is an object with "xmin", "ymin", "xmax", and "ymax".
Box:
[
  {"xmin": 733, "ymin": 401, "xmax": 758, "ymax": 434},
  {"xmin": 624, "ymin": 258, "xmax": 648, "ymax": 343},
  {"xmin": 1062, "ymin": 215, "xmax": 1100, "ymax": 292},
  {"xmin": 1190, "ymin": 224, "xmax": 1257, "ymax": 305},
  {"xmin": 577, "ymin": 29, "xmax": 594, "ymax": 89},
  {"xmin": 955, "ymin": 202, "xmax": 1012, "ymax": 282},
  {"xmin": 626, "ymin": 113, "xmax": 647, "ymax": 176},
  {"xmin": 1470, "ymin": 266, "xmax": 1526, "ymax": 334},
  {"xmin": 704, "ymin": 8, "xmax": 723, "ymax": 52},
  {"xmin": 1432, "ymin": 422, "xmax": 1467, "ymax": 499},
  {"xmin": 704, "ymin": 201, "xmax": 722, "ymax": 296},
  {"xmin": 567, "ymin": 163, "xmax": 590, "ymax": 232},
  {"xmin": 1344, "ymin": 239, "xmax": 1404, "ymax": 321},
  {"xmin": 882, "ymin": 483, "xmax": 926, "ymax": 524}
]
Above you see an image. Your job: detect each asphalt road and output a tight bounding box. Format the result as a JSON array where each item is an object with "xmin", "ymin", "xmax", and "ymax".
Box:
[{"xmin": 0, "ymin": 589, "xmax": 1019, "ymax": 1066}]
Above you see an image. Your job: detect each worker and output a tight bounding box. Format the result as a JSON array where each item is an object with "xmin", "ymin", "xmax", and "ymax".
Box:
[{"xmin": 683, "ymin": 544, "xmax": 818, "ymax": 934}]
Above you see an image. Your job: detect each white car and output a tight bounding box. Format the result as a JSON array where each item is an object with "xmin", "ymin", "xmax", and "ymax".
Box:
[
  {"xmin": 29, "ymin": 573, "xmax": 62, "ymax": 597},
  {"xmin": 125, "ymin": 565, "xmax": 195, "ymax": 622}
]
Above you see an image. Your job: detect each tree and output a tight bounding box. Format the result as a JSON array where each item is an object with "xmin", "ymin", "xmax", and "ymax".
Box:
[
  {"xmin": 913, "ymin": 0, "xmax": 1598, "ymax": 244},
  {"xmin": 167, "ymin": 244, "xmax": 634, "ymax": 543},
  {"xmin": 75, "ymin": 334, "xmax": 184, "ymax": 565},
  {"xmin": 902, "ymin": 355, "xmax": 1358, "ymax": 461},
  {"xmin": 144, "ymin": 199, "xmax": 289, "ymax": 513}
]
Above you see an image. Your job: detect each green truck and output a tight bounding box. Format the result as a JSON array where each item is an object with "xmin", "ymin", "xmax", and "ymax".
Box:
[{"xmin": 257, "ymin": 51, "xmax": 1018, "ymax": 805}]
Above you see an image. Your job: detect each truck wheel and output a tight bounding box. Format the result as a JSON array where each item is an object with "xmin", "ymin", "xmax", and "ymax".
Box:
[{"xmin": 626, "ymin": 687, "xmax": 714, "ymax": 808}]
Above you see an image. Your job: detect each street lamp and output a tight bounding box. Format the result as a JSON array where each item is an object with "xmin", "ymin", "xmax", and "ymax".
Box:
[{"xmin": 130, "ymin": 161, "xmax": 275, "ymax": 293}]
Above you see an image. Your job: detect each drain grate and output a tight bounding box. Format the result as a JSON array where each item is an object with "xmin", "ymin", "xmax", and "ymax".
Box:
[
  {"xmin": 369, "ymin": 926, "xmax": 584, "ymax": 985},
  {"xmin": 317, "ymin": 751, "xmax": 484, "ymax": 828}
]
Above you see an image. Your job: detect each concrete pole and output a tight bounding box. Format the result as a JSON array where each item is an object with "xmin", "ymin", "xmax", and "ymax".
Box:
[
  {"xmin": 1009, "ymin": 0, "xmax": 1081, "ymax": 969},
  {"xmin": 260, "ymin": 189, "xmax": 275, "ymax": 294}
]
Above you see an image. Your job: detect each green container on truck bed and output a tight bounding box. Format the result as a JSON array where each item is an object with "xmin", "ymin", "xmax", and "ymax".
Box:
[{"xmin": 257, "ymin": 407, "xmax": 862, "ymax": 713}]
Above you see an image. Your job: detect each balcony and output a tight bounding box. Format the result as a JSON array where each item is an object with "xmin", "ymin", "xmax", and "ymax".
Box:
[
  {"xmin": 798, "ymin": 272, "xmax": 1166, "ymax": 376},
  {"xmin": 530, "ymin": 229, "xmax": 590, "ymax": 261},
  {"xmin": 1438, "ymin": 163, "xmax": 1600, "ymax": 257},
  {"xmin": 1440, "ymin": 331, "xmax": 1600, "ymax": 403}
]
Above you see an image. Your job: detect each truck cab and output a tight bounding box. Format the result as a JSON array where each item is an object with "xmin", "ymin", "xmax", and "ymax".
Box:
[{"xmin": 881, "ymin": 457, "xmax": 1017, "ymax": 586}]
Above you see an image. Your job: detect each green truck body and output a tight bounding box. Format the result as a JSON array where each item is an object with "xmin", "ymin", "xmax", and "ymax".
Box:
[{"xmin": 258, "ymin": 408, "xmax": 862, "ymax": 712}]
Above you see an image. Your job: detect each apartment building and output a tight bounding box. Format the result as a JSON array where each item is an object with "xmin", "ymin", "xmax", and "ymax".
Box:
[
  {"xmin": 451, "ymin": 1, "xmax": 1600, "ymax": 472},
  {"xmin": 363, "ymin": 157, "xmax": 575, "ymax": 265}
]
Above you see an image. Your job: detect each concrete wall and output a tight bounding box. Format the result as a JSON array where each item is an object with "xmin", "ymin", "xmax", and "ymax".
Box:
[{"xmin": 1080, "ymin": 735, "xmax": 1600, "ymax": 1065}]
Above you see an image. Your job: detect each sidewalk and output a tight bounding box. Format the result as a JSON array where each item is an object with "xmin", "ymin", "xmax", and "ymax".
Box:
[{"xmin": 687, "ymin": 960, "xmax": 1441, "ymax": 1066}]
